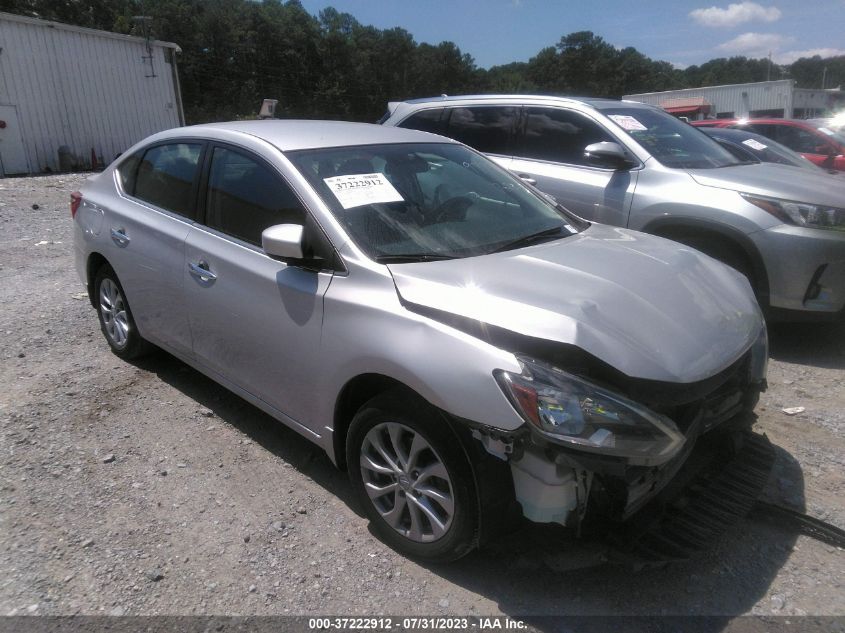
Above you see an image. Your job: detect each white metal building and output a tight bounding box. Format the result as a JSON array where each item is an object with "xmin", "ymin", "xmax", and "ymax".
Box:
[
  {"xmin": 624, "ymin": 79, "xmax": 845, "ymax": 121},
  {"xmin": 0, "ymin": 12, "xmax": 184, "ymax": 176}
]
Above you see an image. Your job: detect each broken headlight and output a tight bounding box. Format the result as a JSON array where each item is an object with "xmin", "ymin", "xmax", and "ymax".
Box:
[
  {"xmin": 495, "ymin": 356, "xmax": 685, "ymax": 466},
  {"xmin": 742, "ymin": 194, "xmax": 845, "ymax": 232}
]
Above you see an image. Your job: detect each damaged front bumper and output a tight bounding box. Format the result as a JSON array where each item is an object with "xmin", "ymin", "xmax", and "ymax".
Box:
[
  {"xmin": 507, "ymin": 393, "xmax": 764, "ymax": 530},
  {"xmin": 470, "ymin": 332, "xmax": 770, "ymax": 553}
]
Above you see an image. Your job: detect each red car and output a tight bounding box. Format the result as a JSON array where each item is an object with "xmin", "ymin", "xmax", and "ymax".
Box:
[{"xmin": 692, "ymin": 118, "xmax": 845, "ymax": 173}]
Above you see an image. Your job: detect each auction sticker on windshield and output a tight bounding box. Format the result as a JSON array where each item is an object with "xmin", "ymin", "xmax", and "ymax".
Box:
[
  {"xmin": 742, "ymin": 138, "xmax": 768, "ymax": 151},
  {"xmin": 608, "ymin": 115, "xmax": 648, "ymax": 132},
  {"xmin": 323, "ymin": 173, "xmax": 404, "ymax": 209}
]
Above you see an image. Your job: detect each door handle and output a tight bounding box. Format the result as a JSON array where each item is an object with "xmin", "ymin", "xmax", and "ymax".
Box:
[
  {"xmin": 517, "ymin": 174, "xmax": 537, "ymax": 185},
  {"xmin": 110, "ymin": 227, "xmax": 130, "ymax": 246},
  {"xmin": 189, "ymin": 260, "xmax": 217, "ymax": 282}
]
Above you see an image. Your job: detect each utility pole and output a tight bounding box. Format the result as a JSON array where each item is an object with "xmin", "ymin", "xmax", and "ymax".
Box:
[
  {"xmin": 822, "ymin": 66, "xmax": 828, "ymax": 90},
  {"xmin": 767, "ymin": 51, "xmax": 772, "ymax": 81},
  {"xmin": 133, "ymin": 15, "xmax": 156, "ymax": 78}
]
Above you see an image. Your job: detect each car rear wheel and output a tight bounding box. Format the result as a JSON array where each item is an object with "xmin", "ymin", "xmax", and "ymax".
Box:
[
  {"xmin": 94, "ymin": 265, "xmax": 152, "ymax": 360},
  {"xmin": 346, "ymin": 391, "xmax": 479, "ymax": 563}
]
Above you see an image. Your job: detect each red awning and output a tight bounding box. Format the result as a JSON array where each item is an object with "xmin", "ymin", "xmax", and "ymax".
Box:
[
  {"xmin": 663, "ymin": 104, "xmax": 712, "ymax": 115},
  {"xmin": 660, "ymin": 97, "xmax": 712, "ymax": 116}
]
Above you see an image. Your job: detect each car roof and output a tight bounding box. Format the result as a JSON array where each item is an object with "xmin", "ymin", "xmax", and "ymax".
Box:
[
  {"xmin": 396, "ymin": 94, "xmax": 648, "ymax": 110},
  {"xmin": 155, "ymin": 119, "xmax": 454, "ymax": 152}
]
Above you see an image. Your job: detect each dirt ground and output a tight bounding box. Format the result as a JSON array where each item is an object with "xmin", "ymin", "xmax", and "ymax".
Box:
[{"xmin": 1, "ymin": 174, "xmax": 843, "ymax": 619}]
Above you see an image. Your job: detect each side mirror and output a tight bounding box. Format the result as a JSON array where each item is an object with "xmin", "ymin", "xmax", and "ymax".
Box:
[
  {"xmin": 819, "ymin": 148, "xmax": 836, "ymax": 168},
  {"xmin": 262, "ymin": 224, "xmax": 304, "ymax": 260},
  {"xmin": 583, "ymin": 142, "xmax": 633, "ymax": 169}
]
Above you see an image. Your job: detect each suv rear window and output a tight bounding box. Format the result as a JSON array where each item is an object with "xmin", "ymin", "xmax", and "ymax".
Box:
[
  {"xmin": 443, "ymin": 106, "xmax": 517, "ymax": 156},
  {"xmin": 398, "ymin": 109, "xmax": 445, "ymax": 135}
]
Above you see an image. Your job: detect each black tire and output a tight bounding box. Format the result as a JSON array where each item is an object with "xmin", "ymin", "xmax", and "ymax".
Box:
[
  {"xmin": 346, "ymin": 391, "xmax": 479, "ymax": 563},
  {"xmin": 93, "ymin": 264, "xmax": 152, "ymax": 360}
]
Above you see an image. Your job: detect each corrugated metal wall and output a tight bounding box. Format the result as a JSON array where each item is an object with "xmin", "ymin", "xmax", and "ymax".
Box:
[
  {"xmin": 624, "ymin": 80, "xmax": 795, "ymax": 119},
  {"xmin": 794, "ymin": 88, "xmax": 845, "ymax": 116},
  {"xmin": 0, "ymin": 12, "xmax": 182, "ymax": 174}
]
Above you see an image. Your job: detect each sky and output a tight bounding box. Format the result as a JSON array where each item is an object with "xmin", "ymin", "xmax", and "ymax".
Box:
[{"xmin": 298, "ymin": 0, "xmax": 845, "ymax": 70}]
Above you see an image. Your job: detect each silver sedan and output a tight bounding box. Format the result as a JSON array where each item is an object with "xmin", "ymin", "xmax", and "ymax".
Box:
[{"xmin": 73, "ymin": 120, "xmax": 768, "ymax": 562}]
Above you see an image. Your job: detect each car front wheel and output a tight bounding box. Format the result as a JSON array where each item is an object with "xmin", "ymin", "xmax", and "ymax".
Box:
[{"xmin": 346, "ymin": 391, "xmax": 479, "ymax": 563}]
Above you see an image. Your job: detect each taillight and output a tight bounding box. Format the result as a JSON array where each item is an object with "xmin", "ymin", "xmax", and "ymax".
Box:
[{"xmin": 70, "ymin": 191, "xmax": 82, "ymax": 219}]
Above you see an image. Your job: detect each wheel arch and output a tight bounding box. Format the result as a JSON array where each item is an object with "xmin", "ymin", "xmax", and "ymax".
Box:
[
  {"xmin": 85, "ymin": 252, "xmax": 110, "ymax": 308},
  {"xmin": 332, "ymin": 373, "xmax": 431, "ymax": 471},
  {"xmin": 334, "ymin": 372, "xmax": 518, "ymax": 546},
  {"xmin": 643, "ymin": 217, "xmax": 770, "ymax": 308}
]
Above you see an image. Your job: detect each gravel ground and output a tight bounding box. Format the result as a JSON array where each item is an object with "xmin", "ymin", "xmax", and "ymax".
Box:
[{"xmin": 1, "ymin": 173, "xmax": 843, "ymax": 618}]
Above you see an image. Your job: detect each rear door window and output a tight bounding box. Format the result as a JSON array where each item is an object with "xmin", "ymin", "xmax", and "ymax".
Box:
[
  {"xmin": 204, "ymin": 146, "xmax": 307, "ymax": 246},
  {"xmin": 133, "ymin": 143, "xmax": 203, "ymax": 218},
  {"xmin": 116, "ymin": 152, "xmax": 142, "ymax": 195},
  {"xmin": 398, "ymin": 108, "xmax": 446, "ymax": 135},
  {"xmin": 443, "ymin": 106, "xmax": 517, "ymax": 155},
  {"xmin": 521, "ymin": 107, "xmax": 614, "ymax": 166}
]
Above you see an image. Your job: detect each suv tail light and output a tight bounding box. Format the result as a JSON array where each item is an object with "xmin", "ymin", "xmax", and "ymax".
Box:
[{"xmin": 70, "ymin": 191, "xmax": 82, "ymax": 219}]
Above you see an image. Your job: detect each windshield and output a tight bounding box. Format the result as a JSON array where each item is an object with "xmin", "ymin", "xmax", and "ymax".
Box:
[
  {"xmin": 705, "ymin": 129, "xmax": 818, "ymax": 171},
  {"xmin": 287, "ymin": 143, "xmax": 585, "ymax": 261},
  {"xmin": 809, "ymin": 122, "xmax": 845, "ymax": 147},
  {"xmin": 601, "ymin": 107, "xmax": 742, "ymax": 169}
]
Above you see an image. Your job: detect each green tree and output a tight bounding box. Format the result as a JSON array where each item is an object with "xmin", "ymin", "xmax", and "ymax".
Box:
[
  {"xmin": 790, "ymin": 55, "xmax": 845, "ymax": 89},
  {"xmin": 2, "ymin": 2, "xmax": 842, "ymax": 122},
  {"xmin": 481, "ymin": 62, "xmax": 536, "ymax": 93},
  {"xmin": 682, "ymin": 56, "xmax": 776, "ymax": 87},
  {"xmin": 525, "ymin": 46, "xmax": 562, "ymax": 92}
]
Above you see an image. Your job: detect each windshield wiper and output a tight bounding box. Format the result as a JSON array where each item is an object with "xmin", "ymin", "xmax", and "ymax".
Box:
[
  {"xmin": 489, "ymin": 226, "xmax": 567, "ymax": 254},
  {"xmin": 374, "ymin": 253, "xmax": 458, "ymax": 264}
]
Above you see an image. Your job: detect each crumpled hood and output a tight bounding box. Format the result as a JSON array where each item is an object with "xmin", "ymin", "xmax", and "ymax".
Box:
[
  {"xmin": 388, "ymin": 224, "xmax": 763, "ymax": 383},
  {"xmin": 688, "ymin": 163, "xmax": 845, "ymax": 207}
]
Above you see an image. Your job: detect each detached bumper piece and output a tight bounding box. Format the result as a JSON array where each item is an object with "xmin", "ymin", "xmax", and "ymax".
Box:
[
  {"xmin": 603, "ymin": 430, "xmax": 774, "ymax": 563},
  {"xmin": 751, "ymin": 501, "xmax": 845, "ymax": 549}
]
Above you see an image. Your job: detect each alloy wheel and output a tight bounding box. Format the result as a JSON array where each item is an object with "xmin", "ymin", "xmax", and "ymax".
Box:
[
  {"xmin": 99, "ymin": 278, "xmax": 129, "ymax": 349},
  {"xmin": 359, "ymin": 422, "xmax": 455, "ymax": 543}
]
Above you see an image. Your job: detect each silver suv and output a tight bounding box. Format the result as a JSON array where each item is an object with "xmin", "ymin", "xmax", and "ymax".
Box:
[
  {"xmin": 73, "ymin": 120, "xmax": 768, "ymax": 562},
  {"xmin": 382, "ymin": 95, "xmax": 845, "ymax": 321}
]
